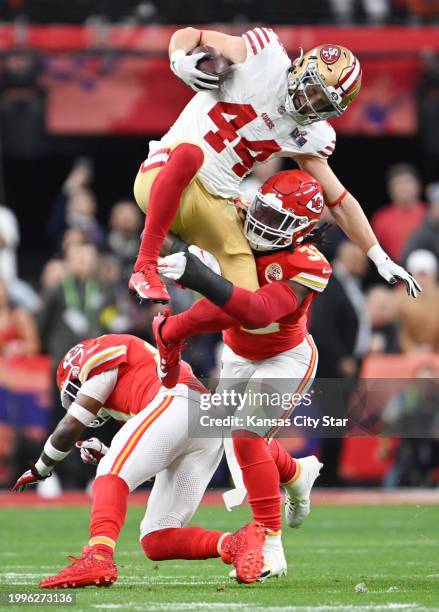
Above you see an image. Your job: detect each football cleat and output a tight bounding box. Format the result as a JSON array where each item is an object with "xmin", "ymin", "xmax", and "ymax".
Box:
[
  {"xmin": 152, "ymin": 310, "xmax": 186, "ymax": 389},
  {"xmin": 129, "ymin": 267, "xmax": 170, "ymax": 304},
  {"xmin": 228, "ymin": 532, "xmax": 287, "ymax": 582},
  {"xmin": 283, "ymin": 455, "xmax": 323, "ymax": 528},
  {"xmin": 224, "ymin": 522, "xmax": 266, "ymax": 584},
  {"xmin": 40, "ymin": 546, "xmax": 117, "ymax": 589}
]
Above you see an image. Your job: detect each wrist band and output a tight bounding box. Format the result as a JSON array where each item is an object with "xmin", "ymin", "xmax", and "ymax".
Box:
[
  {"xmin": 367, "ymin": 244, "xmax": 389, "ymax": 265},
  {"xmin": 43, "ymin": 437, "xmax": 72, "ymax": 462},
  {"xmin": 327, "ymin": 189, "xmax": 348, "ymax": 208},
  {"xmin": 35, "ymin": 458, "xmax": 52, "ymax": 477},
  {"xmin": 68, "ymin": 402, "xmax": 99, "ymax": 426}
]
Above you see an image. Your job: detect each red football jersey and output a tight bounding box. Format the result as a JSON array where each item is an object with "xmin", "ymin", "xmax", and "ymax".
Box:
[
  {"xmin": 76, "ymin": 334, "xmax": 207, "ymax": 421},
  {"xmin": 224, "ymin": 244, "xmax": 332, "ymax": 360}
]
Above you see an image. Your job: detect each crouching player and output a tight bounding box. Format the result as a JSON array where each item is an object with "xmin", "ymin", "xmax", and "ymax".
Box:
[
  {"xmin": 12, "ymin": 334, "xmax": 271, "ymax": 586},
  {"xmin": 155, "ymin": 170, "xmax": 334, "ymax": 579}
]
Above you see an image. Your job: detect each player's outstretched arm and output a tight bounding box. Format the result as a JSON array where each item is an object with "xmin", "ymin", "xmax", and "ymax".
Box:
[
  {"xmin": 12, "ymin": 393, "xmax": 102, "ymax": 492},
  {"xmin": 159, "ymin": 252, "xmax": 305, "ymax": 329},
  {"xmin": 296, "ymin": 155, "xmax": 422, "ymax": 297}
]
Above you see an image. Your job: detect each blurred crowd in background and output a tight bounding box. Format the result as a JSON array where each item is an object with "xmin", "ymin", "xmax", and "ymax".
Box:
[
  {"xmin": 1, "ymin": 0, "xmax": 439, "ymax": 25},
  {"xmin": 0, "ymin": 0, "xmax": 438, "ymax": 493},
  {"xmin": 1, "ymin": 154, "xmax": 439, "ymax": 492}
]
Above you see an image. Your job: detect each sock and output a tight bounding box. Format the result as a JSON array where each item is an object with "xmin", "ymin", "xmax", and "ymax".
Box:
[
  {"xmin": 89, "ymin": 474, "xmax": 129, "ymax": 555},
  {"xmin": 141, "ymin": 526, "xmax": 224, "ymax": 561},
  {"xmin": 268, "ymin": 439, "xmax": 298, "ymax": 485},
  {"xmin": 135, "ymin": 143, "xmax": 204, "ymax": 271},
  {"xmin": 161, "ymin": 298, "xmax": 236, "ymax": 344},
  {"xmin": 232, "ymin": 432, "xmax": 281, "ymax": 532}
]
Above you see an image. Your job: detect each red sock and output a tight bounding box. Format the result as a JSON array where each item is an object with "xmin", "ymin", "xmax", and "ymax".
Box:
[
  {"xmin": 232, "ymin": 432, "xmax": 281, "ymax": 532},
  {"xmin": 162, "ymin": 298, "xmax": 236, "ymax": 344},
  {"xmin": 89, "ymin": 474, "xmax": 129, "ymax": 554},
  {"xmin": 268, "ymin": 439, "xmax": 297, "ymax": 484},
  {"xmin": 135, "ymin": 143, "xmax": 204, "ymax": 271},
  {"xmin": 141, "ymin": 527, "xmax": 224, "ymax": 561}
]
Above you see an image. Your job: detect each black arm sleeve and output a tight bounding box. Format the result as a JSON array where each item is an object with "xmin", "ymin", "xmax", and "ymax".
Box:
[{"xmin": 179, "ymin": 253, "xmax": 234, "ymax": 306}]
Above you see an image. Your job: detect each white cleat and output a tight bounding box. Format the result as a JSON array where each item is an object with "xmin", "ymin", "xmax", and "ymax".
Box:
[
  {"xmin": 228, "ymin": 533, "xmax": 287, "ymax": 582},
  {"xmin": 283, "ymin": 455, "xmax": 323, "ymax": 528}
]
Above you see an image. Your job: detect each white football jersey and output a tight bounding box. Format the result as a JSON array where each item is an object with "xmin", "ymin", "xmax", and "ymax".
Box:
[{"xmin": 149, "ymin": 28, "xmax": 336, "ymax": 199}]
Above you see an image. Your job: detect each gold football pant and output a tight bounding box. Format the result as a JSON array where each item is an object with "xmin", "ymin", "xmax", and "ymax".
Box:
[{"xmin": 133, "ymin": 145, "xmax": 259, "ymax": 291}]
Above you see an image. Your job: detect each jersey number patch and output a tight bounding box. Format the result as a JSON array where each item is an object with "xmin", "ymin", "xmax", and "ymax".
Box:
[{"xmin": 204, "ymin": 102, "xmax": 281, "ymax": 177}]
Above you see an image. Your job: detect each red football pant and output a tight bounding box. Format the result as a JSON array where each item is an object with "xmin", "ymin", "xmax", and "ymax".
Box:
[
  {"xmin": 89, "ymin": 474, "xmax": 129, "ymax": 553},
  {"xmin": 135, "ymin": 143, "xmax": 204, "ymax": 272},
  {"xmin": 141, "ymin": 527, "xmax": 223, "ymax": 561},
  {"xmin": 232, "ymin": 431, "xmax": 281, "ymax": 532}
]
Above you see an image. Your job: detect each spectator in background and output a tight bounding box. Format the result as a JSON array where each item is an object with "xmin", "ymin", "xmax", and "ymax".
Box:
[
  {"xmin": 310, "ymin": 242, "xmax": 370, "ymax": 486},
  {"xmin": 40, "ymin": 258, "xmax": 65, "ymax": 290},
  {"xmin": 393, "ymin": 249, "xmax": 439, "ymax": 353},
  {"xmin": 38, "ymin": 242, "xmax": 105, "ymax": 367},
  {"xmin": 378, "ymin": 363, "xmax": 439, "ymax": 487},
  {"xmin": 371, "ymin": 164, "xmax": 426, "ymax": 262},
  {"xmin": 106, "ymin": 200, "xmax": 142, "ymax": 282},
  {"xmin": 402, "ymin": 182, "xmax": 439, "ymax": 264},
  {"xmin": 48, "ymin": 157, "xmax": 104, "ymax": 250},
  {"xmin": 0, "ymin": 277, "xmax": 40, "ymax": 357},
  {"xmin": 311, "ymin": 241, "xmax": 371, "ymax": 378},
  {"xmin": 0, "ymin": 203, "xmax": 19, "ymax": 283},
  {"xmin": 330, "ymin": 0, "xmax": 390, "ymax": 24},
  {"xmin": 366, "ymin": 285, "xmax": 400, "ymax": 354}
]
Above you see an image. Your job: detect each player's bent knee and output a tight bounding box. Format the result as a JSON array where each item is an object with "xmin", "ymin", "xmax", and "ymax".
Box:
[{"xmin": 169, "ymin": 144, "xmax": 204, "ymax": 185}]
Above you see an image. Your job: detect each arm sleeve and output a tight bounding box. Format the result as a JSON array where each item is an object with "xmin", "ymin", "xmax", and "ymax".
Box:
[
  {"xmin": 79, "ymin": 368, "xmax": 118, "ymax": 404},
  {"xmin": 221, "ymin": 283, "xmax": 297, "ymax": 329},
  {"xmin": 179, "ymin": 253, "xmax": 298, "ymax": 329}
]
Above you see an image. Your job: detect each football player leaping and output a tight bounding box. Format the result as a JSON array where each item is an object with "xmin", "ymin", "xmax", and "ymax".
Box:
[
  {"xmin": 130, "ymin": 26, "xmax": 420, "ymax": 307},
  {"xmin": 155, "ymin": 169, "xmax": 377, "ymax": 581},
  {"xmin": 12, "ymin": 333, "xmax": 303, "ymax": 586}
]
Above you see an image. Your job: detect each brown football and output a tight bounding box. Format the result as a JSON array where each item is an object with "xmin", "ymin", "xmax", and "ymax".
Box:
[{"xmin": 190, "ymin": 45, "xmax": 231, "ymax": 85}]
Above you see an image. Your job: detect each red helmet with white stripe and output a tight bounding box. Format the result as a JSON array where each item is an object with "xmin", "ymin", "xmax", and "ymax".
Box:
[
  {"xmin": 244, "ymin": 170, "xmax": 324, "ymax": 251},
  {"xmin": 285, "ymin": 44, "xmax": 362, "ymax": 125},
  {"xmin": 56, "ymin": 340, "xmax": 111, "ymax": 428}
]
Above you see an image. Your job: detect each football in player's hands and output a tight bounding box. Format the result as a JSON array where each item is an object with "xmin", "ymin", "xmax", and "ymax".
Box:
[{"xmin": 190, "ymin": 45, "xmax": 231, "ymax": 85}]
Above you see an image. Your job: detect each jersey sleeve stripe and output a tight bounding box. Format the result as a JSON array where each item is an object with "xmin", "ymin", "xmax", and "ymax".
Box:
[
  {"xmin": 292, "ymin": 273, "xmax": 328, "ymax": 292},
  {"xmin": 243, "ymin": 32, "xmax": 257, "ymax": 55},
  {"xmin": 317, "ymin": 150, "xmax": 330, "ymax": 158},
  {"xmin": 253, "ymin": 28, "xmax": 265, "ymax": 49},
  {"xmin": 79, "ymin": 346, "xmax": 127, "ymax": 383},
  {"xmin": 247, "ymin": 29, "xmax": 263, "ymax": 53},
  {"xmin": 260, "ymin": 27, "xmax": 271, "ymax": 43}
]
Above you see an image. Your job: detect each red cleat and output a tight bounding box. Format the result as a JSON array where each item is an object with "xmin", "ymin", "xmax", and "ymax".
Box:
[
  {"xmin": 129, "ymin": 266, "xmax": 170, "ymax": 304},
  {"xmin": 152, "ymin": 310, "xmax": 186, "ymax": 389},
  {"xmin": 226, "ymin": 522, "xmax": 266, "ymax": 584},
  {"xmin": 40, "ymin": 546, "xmax": 117, "ymax": 589}
]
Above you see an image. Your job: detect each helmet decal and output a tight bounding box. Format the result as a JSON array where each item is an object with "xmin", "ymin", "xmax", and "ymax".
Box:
[{"xmin": 320, "ymin": 45, "xmax": 341, "ymax": 65}]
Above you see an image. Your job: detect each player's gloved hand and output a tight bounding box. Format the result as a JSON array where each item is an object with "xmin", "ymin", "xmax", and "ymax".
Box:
[
  {"xmin": 368, "ymin": 245, "xmax": 421, "ymax": 298},
  {"xmin": 12, "ymin": 463, "xmax": 51, "ymax": 492},
  {"xmin": 76, "ymin": 438, "xmax": 109, "ymax": 466},
  {"xmin": 170, "ymin": 49, "xmax": 219, "ymax": 92},
  {"xmin": 158, "ymin": 246, "xmax": 221, "ymax": 281}
]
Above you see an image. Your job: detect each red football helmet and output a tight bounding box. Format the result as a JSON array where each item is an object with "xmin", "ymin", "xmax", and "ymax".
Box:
[
  {"xmin": 244, "ymin": 170, "xmax": 324, "ymax": 251},
  {"xmin": 56, "ymin": 340, "xmax": 110, "ymax": 427}
]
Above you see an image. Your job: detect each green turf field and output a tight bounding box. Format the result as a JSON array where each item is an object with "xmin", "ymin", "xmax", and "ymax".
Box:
[{"xmin": 0, "ymin": 503, "xmax": 438, "ymax": 611}]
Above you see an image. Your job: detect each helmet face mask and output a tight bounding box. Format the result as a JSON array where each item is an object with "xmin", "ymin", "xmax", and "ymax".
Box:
[
  {"xmin": 285, "ymin": 45, "xmax": 362, "ymax": 125},
  {"xmin": 244, "ymin": 193, "xmax": 312, "ymax": 251},
  {"xmin": 57, "ymin": 342, "xmax": 111, "ymax": 428},
  {"xmin": 244, "ymin": 170, "xmax": 324, "ymax": 252}
]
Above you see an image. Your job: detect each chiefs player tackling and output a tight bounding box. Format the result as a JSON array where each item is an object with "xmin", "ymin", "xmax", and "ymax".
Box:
[
  {"xmin": 130, "ymin": 26, "xmax": 419, "ymax": 305},
  {"xmin": 155, "ymin": 169, "xmax": 358, "ymax": 580}
]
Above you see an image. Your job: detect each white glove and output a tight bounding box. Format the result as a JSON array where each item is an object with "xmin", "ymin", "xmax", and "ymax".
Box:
[
  {"xmin": 158, "ymin": 246, "xmax": 221, "ymax": 281},
  {"xmin": 368, "ymin": 245, "xmax": 422, "ymax": 298},
  {"xmin": 170, "ymin": 49, "xmax": 219, "ymax": 92},
  {"xmin": 75, "ymin": 437, "xmax": 109, "ymax": 466}
]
